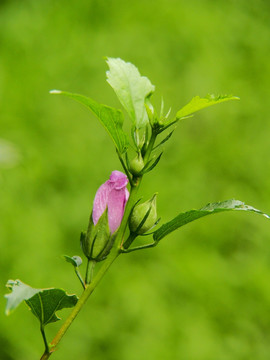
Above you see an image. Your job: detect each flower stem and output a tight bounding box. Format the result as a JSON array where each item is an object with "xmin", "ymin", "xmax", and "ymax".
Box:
[
  {"xmin": 40, "ymin": 325, "xmax": 49, "ymax": 355},
  {"xmin": 75, "ymin": 267, "xmax": 85, "ymax": 289},
  {"xmin": 121, "ymin": 241, "xmax": 158, "ymax": 253},
  {"xmin": 117, "ymin": 150, "xmax": 133, "ymax": 184},
  {"xmin": 143, "ymin": 129, "xmax": 157, "ymax": 164},
  {"xmin": 39, "ymin": 249, "xmax": 119, "ymax": 359},
  {"xmin": 39, "ymin": 182, "xmax": 141, "ymax": 360},
  {"xmin": 122, "ymin": 232, "xmax": 137, "ymax": 249},
  {"xmin": 38, "ymin": 129, "xmax": 159, "ymax": 359},
  {"xmin": 85, "ymin": 259, "xmax": 96, "ymax": 285}
]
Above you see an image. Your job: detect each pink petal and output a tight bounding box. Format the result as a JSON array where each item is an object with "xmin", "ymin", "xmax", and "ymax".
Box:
[
  {"xmin": 92, "ymin": 181, "xmax": 111, "ymax": 225},
  {"xmin": 107, "ymin": 187, "xmax": 127, "ymax": 233},
  {"xmin": 109, "ymin": 170, "xmax": 128, "ymax": 189},
  {"xmin": 92, "ymin": 171, "xmax": 129, "ymax": 233}
]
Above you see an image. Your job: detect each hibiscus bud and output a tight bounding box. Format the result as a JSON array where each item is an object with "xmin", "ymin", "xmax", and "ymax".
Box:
[
  {"xmin": 81, "ymin": 171, "xmax": 129, "ymax": 261},
  {"xmin": 129, "ymin": 152, "xmax": 144, "ymax": 175},
  {"xmin": 93, "ymin": 170, "xmax": 129, "ymax": 233},
  {"xmin": 129, "ymin": 194, "xmax": 157, "ymax": 235}
]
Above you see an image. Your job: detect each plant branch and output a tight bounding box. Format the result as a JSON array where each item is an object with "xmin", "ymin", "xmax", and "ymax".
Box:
[
  {"xmin": 117, "ymin": 150, "xmax": 133, "ymax": 184},
  {"xmin": 121, "ymin": 241, "xmax": 158, "ymax": 253},
  {"xmin": 39, "ymin": 181, "xmax": 142, "ymax": 360},
  {"xmin": 75, "ymin": 267, "xmax": 85, "ymax": 289},
  {"xmin": 39, "ymin": 249, "xmax": 119, "ymax": 359},
  {"xmin": 40, "ymin": 325, "xmax": 49, "ymax": 355}
]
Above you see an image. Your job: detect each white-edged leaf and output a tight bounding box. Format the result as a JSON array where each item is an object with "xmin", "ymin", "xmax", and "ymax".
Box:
[
  {"xmin": 106, "ymin": 57, "xmax": 155, "ymax": 129},
  {"xmin": 5, "ymin": 280, "xmax": 39, "ymax": 315},
  {"xmin": 176, "ymin": 94, "xmax": 239, "ymax": 119},
  {"xmin": 50, "ymin": 90, "xmax": 129, "ymax": 154},
  {"xmin": 153, "ymin": 199, "xmax": 269, "ymax": 242},
  {"xmin": 5, "ymin": 279, "xmax": 78, "ymax": 326}
]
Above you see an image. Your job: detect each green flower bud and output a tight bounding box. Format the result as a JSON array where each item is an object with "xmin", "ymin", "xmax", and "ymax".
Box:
[
  {"xmin": 81, "ymin": 209, "xmax": 114, "ymax": 262},
  {"xmin": 129, "ymin": 194, "xmax": 157, "ymax": 235},
  {"xmin": 129, "ymin": 152, "xmax": 144, "ymax": 175}
]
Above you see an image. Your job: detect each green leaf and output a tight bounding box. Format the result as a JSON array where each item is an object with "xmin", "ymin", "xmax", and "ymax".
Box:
[
  {"xmin": 50, "ymin": 90, "xmax": 129, "ymax": 154},
  {"xmin": 5, "ymin": 280, "xmax": 40, "ymax": 315},
  {"xmin": 5, "ymin": 280, "xmax": 78, "ymax": 326},
  {"xmin": 25, "ymin": 288, "xmax": 78, "ymax": 326},
  {"xmin": 153, "ymin": 199, "xmax": 269, "ymax": 242},
  {"xmin": 63, "ymin": 255, "xmax": 82, "ymax": 267},
  {"xmin": 176, "ymin": 94, "xmax": 239, "ymax": 119},
  {"xmin": 106, "ymin": 57, "xmax": 155, "ymax": 129}
]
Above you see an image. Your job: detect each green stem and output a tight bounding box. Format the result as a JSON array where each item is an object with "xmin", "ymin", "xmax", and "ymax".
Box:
[
  {"xmin": 75, "ymin": 267, "xmax": 85, "ymax": 289},
  {"xmin": 85, "ymin": 260, "xmax": 96, "ymax": 285},
  {"xmin": 39, "ymin": 131, "xmax": 158, "ymax": 359},
  {"xmin": 143, "ymin": 129, "xmax": 157, "ymax": 164},
  {"xmin": 117, "ymin": 150, "xmax": 133, "ymax": 184},
  {"xmin": 39, "ymin": 183, "xmax": 141, "ymax": 360},
  {"xmin": 39, "ymin": 249, "xmax": 119, "ymax": 360},
  {"xmin": 40, "ymin": 325, "xmax": 49, "ymax": 355},
  {"xmin": 122, "ymin": 232, "xmax": 137, "ymax": 249},
  {"xmin": 121, "ymin": 241, "xmax": 158, "ymax": 253}
]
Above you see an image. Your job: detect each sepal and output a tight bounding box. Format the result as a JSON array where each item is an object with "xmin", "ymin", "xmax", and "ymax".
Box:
[
  {"xmin": 129, "ymin": 194, "xmax": 158, "ymax": 235},
  {"xmin": 81, "ymin": 209, "xmax": 115, "ymax": 262}
]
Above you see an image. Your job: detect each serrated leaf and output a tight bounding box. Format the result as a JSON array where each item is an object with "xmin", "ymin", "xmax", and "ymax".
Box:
[
  {"xmin": 153, "ymin": 199, "xmax": 269, "ymax": 242},
  {"xmin": 25, "ymin": 288, "xmax": 78, "ymax": 326},
  {"xmin": 176, "ymin": 94, "xmax": 239, "ymax": 119},
  {"xmin": 63, "ymin": 255, "xmax": 82, "ymax": 267},
  {"xmin": 106, "ymin": 58, "xmax": 155, "ymax": 129},
  {"xmin": 50, "ymin": 90, "xmax": 129, "ymax": 154},
  {"xmin": 5, "ymin": 280, "xmax": 40, "ymax": 315}
]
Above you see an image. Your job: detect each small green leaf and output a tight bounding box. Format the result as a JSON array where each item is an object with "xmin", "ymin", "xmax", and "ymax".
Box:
[
  {"xmin": 5, "ymin": 280, "xmax": 40, "ymax": 315},
  {"xmin": 25, "ymin": 288, "xmax": 78, "ymax": 326},
  {"xmin": 176, "ymin": 94, "xmax": 239, "ymax": 119},
  {"xmin": 63, "ymin": 255, "xmax": 82, "ymax": 267},
  {"xmin": 153, "ymin": 199, "xmax": 269, "ymax": 242},
  {"xmin": 50, "ymin": 90, "xmax": 129, "ymax": 154},
  {"xmin": 106, "ymin": 58, "xmax": 155, "ymax": 129}
]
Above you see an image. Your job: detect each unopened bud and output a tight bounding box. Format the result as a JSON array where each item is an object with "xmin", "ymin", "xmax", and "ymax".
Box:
[
  {"xmin": 129, "ymin": 152, "xmax": 144, "ymax": 175},
  {"xmin": 129, "ymin": 194, "xmax": 157, "ymax": 235},
  {"xmin": 81, "ymin": 209, "xmax": 112, "ymax": 262}
]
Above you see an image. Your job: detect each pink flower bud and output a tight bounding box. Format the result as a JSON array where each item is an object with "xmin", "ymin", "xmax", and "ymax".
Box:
[{"xmin": 92, "ymin": 171, "xmax": 129, "ymax": 233}]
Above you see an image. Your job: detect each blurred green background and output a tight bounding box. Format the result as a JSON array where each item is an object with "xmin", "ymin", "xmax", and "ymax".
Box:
[{"xmin": 1, "ymin": 0, "xmax": 270, "ymax": 359}]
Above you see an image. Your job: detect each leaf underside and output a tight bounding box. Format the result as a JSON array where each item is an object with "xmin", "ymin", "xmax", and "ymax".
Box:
[
  {"xmin": 63, "ymin": 255, "xmax": 82, "ymax": 267},
  {"xmin": 5, "ymin": 280, "xmax": 40, "ymax": 315},
  {"xmin": 106, "ymin": 57, "xmax": 155, "ymax": 129},
  {"xmin": 153, "ymin": 199, "xmax": 269, "ymax": 242}
]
